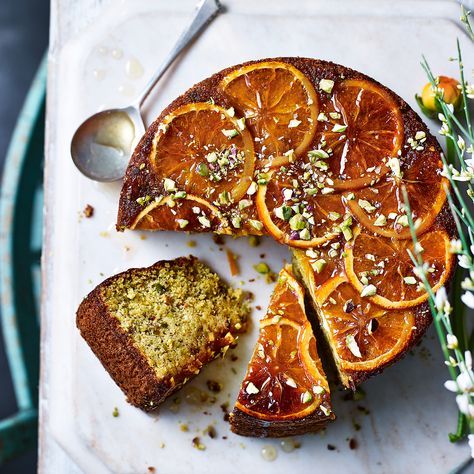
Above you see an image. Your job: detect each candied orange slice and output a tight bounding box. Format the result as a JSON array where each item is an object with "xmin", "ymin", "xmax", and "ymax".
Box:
[
  {"xmin": 313, "ymin": 79, "xmax": 403, "ymax": 190},
  {"xmin": 220, "ymin": 61, "xmax": 318, "ymax": 167},
  {"xmin": 235, "ymin": 267, "xmax": 331, "ymax": 421},
  {"xmin": 345, "ymin": 147, "xmax": 448, "ymax": 239},
  {"xmin": 314, "ymin": 275, "xmax": 415, "ymax": 372},
  {"xmin": 130, "ymin": 195, "xmax": 229, "ymax": 233},
  {"xmin": 344, "ymin": 226, "xmax": 453, "ymax": 309},
  {"xmin": 149, "ymin": 103, "xmax": 255, "ymax": 202},
  {"xmin": 256, "ymin": 166, "xmax": 346, "ymax": 248}
]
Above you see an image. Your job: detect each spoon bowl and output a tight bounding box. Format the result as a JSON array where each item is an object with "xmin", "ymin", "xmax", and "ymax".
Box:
[
  {"xmin": 71, "ymin": 106, "xmax": 144, "ymax": 182},
  {"xmin": 70, "ymin": 0, "xmax": 221, "ymax": 182}
]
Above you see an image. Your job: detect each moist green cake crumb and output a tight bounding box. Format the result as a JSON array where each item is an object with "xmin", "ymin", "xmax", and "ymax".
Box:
[{"xmin": 101, "ymin": 259, "xmax": 249, "ymax": 381}]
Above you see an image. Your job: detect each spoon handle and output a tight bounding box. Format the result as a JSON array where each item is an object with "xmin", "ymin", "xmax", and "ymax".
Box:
[{"xmin": 135, "ymin": 0, "xmax": 222, "ymax": 108}]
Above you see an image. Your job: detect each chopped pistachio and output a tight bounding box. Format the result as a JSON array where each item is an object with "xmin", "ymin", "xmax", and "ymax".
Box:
[
  {"xmin": 239, "ymin": 199, "xmax": 252, "ymax": 210},
  {"xmin": 360, "ymin": 284, "xmax": 377, "ymax": 297},
  {"xmin": 231, "ymin": 215, "xmax": 242, "ymax": 228},
  {"xmin": 196, "ymin": 162, "xmax": 210, "ymax": 177},
  {"xmin": 328, "ymin": 211, "xmax": 341, "ymax": 221},
  {"xmin": 387, "ymin": 157, "xmax": 402, "ymax": 179},
  {"xmin": 222, "ymin": 129, "xmax": 239, "ymax": 138},
  {"xmin": 284, "ymin": 149, "xmax": 296, "ymax": 162},
  {"xmin": 358, "ymin": 199, "xmax": 376, "ymax": 213},
  {"xmin": 404, "ymin": 276, "xmax": 417, "ymax": 285},
  {"xmin": 302, "ymin": 391, "xmax": 313, "ymax": 403},
  {"xmin": 308, "ymin": 149, "xmax": 329, "ymax": 160},
  {"xmin": 218, "ymin": 191, "xmax": 231, "ymax": 205},
  {"xmin": 274, "ymin": 205, "xmax": 292, "ymax": 221},
  {"xmin": 136, "ymin": 195, "xmax": 151, "ymax": 206},
  {"xmin": 373, "ymin": 214, "xmax": 387, "ymax": 226},
  {"xmin": 317, "ymin": 112, "xmax": 328, "ymax": 122},
  {"xmin": 321, "ymin": 405, "xmax": 332, "ymax": 416},
  {"xmin": 332, "ymin": 123, "xmax": 348, "ymax": 133},
  {"xmin": 288, "ymin": 118, "xmax": 302, "ymax": 128},
  {"xmin": 313, "ymin": 385, "xmax": 325, "ymax": 395},
  {"xmin": 254, "ymin": 262, "xmax": 270, "ymax": 274},
  {"xmin": 163, "ymin": 178, "xmax": 176, "ymax": 192},
  {"xmin": 198, "ymin": 215, "xmax": 211, "ymax": 228},
  {"xmin": 236, "ymin": 117, "xmax": 246, "ymax": 131},
  {"xmin": 289, "ymin": 214, "xmax": 306, "ymax": 231},
  {"xmin": 226, "ymin": 106, "xmax": 235, "ymax": 117},
  {"xmin": 346, "ymin": 192, "xmax": 355, "ymax": 201},
  {"xmin": 177, "ymin": 219, "xmax": 189, "ymax": 229},
  {"xmin": 299, "ymin": 228, "xmax": 311, "ymax": 240},
  {"xmin": 285, "ymin": 377, "xmax": 297, "ymax": 388},
  {"xmin": 173, "ymin": 190, "xmax": 187, "ymax": 199},
  {"xmin": 397, "ymin": 215, "xmax": 409, "ymax": 227},
  {"xmin": 245, "ymin": 382, "xmax": 260, "ymax": 394},
  {"xmin": 112, "ymin": 407, "xmax": 119, "ymax": 417},
  {"xmin": 249, "ymin": 219, "xmax": 263, "ymax": 231},
  {"xmin": 346, "ymin": 334, "xmax": 362, "ymax": 358},
  {"xmin": 319, "ymin": 78, "xmax": 335, "ymax": 94},
  {"xmin": 247, "ymin": 181, "xmax": 258, "ymax": 195}
]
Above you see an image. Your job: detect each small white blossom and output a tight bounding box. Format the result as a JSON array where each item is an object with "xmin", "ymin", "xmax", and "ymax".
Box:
[
  {"xmin": 445, "ymin": 380, "xmax": 458, "ymax": 392},
  {"xmin": 459, "ymin": 254, "xmax": 472, "ymax": 269},
  {"xmin": 468, "ymin": 434, "xmax": 474, "ymax": 459},
  {"xmin": 456, "ymin": 394, "xmax": 474, "ymax": 418},
  {"xmin": 462, "ymin": 291, "xmax": 474, "ymax": 309},
  {"xmin": 435, "ymin": 287, "xmax": 448, "ymax": 312},
  {"xmin": 447, "ymin": 334, "xmax": 458, "ymax": 350},
  {"xmin": 449, "ymin": 239, "xmax": 463, "ymax": 254}
]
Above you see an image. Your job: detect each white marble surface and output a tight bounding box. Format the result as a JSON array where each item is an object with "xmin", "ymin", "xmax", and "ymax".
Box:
[{"xmin": 40, "ymin": 1, "xmax": 474, "ymax": 472}]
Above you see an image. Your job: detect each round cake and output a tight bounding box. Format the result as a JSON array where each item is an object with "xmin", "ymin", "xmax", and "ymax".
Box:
[{"xmin": 117, "ymin": 58, "xmax": 455, "ymax": 433}]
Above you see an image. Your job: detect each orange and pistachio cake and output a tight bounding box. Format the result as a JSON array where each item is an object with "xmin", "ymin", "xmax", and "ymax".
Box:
[
  {"xmin": 115, "ymin": 58, "xmax": 455, "ymax": 430},
  {"xmin": 230, "ymin": 267, "xmax": 334, "ymax": 437}
]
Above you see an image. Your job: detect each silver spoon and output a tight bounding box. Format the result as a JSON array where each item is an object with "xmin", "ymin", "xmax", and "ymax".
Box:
[{"xmin": 71, "ymin": 0, "xmax": 222, "ymax": 182}]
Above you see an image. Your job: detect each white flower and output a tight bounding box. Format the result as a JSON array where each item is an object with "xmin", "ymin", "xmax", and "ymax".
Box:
[
  {"xmin": 466, "ymin": 158, "xmax": 474, "ymax": 170},
  {"xmin": 447, "ymin": 334, "xmax": 459, "ymax": 350},
  {"xmin": 468, "ymin": 434, "xmax": 474, "ymax": 459},
  {"xmin": 456, "ymin": 394, "xmax": 474, "ymax": 418},
  {"xmin": 462, "ymin": 291, "xmax": 474, "ymax": 309},
  {"xmin": 435, "ymin": 287, "xmax": 448, "ymax": 312},
  {"xmin": 449, "ymin": 239, "xmax": 462, "ymax": 254},
  {"xmin": 458, "ymin": 135, "xmax": 466, "ymax": 151},
  {"xmin": 445, "ymin": 380, "xmax": 458, "ymax": 392},
  {"xmin": 458, "ymin": 254, "xmax": 472, "ymax": 269},
  {"xmin": 457, "ymin": 368, "xmax": 474, "ymax": 393},
  {"xmin": 466, "ymin": 350, "xmax": 473, "ymax": 370}
]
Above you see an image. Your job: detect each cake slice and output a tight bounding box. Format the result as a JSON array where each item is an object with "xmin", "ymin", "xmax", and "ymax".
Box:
[
  {"xmin": 292, "ymin": 237, "xmax": 444, "ymax": 388},
  {"xmin": 77, "ymin": 256, "xmax": 249, "ymax": 410},
  {"xmin": 230, "ymin": 266, "xmax": 334, "ymax": 437}
]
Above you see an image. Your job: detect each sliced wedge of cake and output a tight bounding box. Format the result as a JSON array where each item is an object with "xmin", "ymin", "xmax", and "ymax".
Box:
[
  {"xmin": 292, "ymin": 223, "xmax": 453, "ymax": 389},
  {"xmin": 230, "ymin": 266, "xmax": 334, "ymax": 437},
  {"xmin": 77, "ymin": 256, "xmax": 249, "ymax": 411}
]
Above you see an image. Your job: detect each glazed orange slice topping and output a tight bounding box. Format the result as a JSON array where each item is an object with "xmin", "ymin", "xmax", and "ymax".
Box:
[
  {"xmin": 131, "ymin": 195, "xmax": 229, "ymax": 233},
  {"xmin": 344, "ymin": 226, "xmax": 453, "ymax": 309},
  {"xmin": 235, "ymin": 267, "xmax": 331, "ymax": 421},
  {"xmin": 313, "ymin": 79, "xmax": 403, "ymax": 190},
  {"xmin": 256, "ymin": 166, "xmax": 346, "ymax": 248},
  {"xmin": 345, "ymin": 147, "xmax": 448, "ymax": 239},
  {"xmin": 150, "ymin": 103, "xmax": 255, "ymax": 202},
  {"xmin": 314, "ymin": 275, "xmax": 415, "ymax": 372},
  {"xmin": 220, "ymin": 61, "xmax": 319, "ymax": 168}
]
